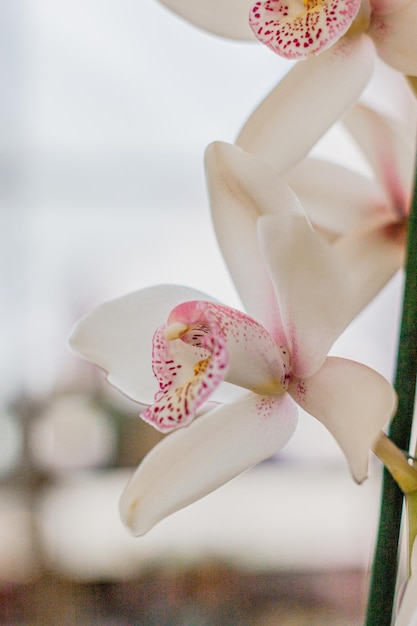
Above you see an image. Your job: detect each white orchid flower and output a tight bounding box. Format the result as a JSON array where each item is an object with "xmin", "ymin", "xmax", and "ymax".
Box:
[
  {"xmin": 70, "ymin": 193, "xmax": 396, "ymax": 535},
  {"xmin": 157, "ymin": 0, "xmax": 417, "ymax": 73}
]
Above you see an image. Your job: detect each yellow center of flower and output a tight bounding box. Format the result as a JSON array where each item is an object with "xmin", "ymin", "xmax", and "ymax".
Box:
[
  {"xmin": 303, "ymin": 0, "xmax": 324, "ymax": 11},
  {"xmin": 193, "ymin": 358, "xmax": 210, "ymax": 376}
]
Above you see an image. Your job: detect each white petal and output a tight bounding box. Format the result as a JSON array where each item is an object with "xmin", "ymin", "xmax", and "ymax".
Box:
[
  {"xmin": 370, "ymin": 2, "xmax": 417, "ymax": 76},
  {"xmin": 285, "ymin": 158, "xmax": 387, "ymax": 234},
  {"xmin": 120, "ymin": 392, "xmax": 298, "ymax": 535},
  {"xmin": 69, "ymin": 284, "xmax": 215, "ymax": 405},
  {"xmin": 288, "ymin": 357, "xmax": 397, "ymax": 482},
  {"xmin": 371, "ymin": 0, "xmax": 412, "ymax": 15},
  {"xmin": 258, "ymin": 214, "xmax": 354, "ymax": 378},
  {"xmin": 205, "ymin": 141, "xmax": 297, "ymax": 343},
  {"xmin": 236, "ymin": 34, "xmax": 375, "ymax": 173},
  {"xmin": 157, "ymin": 0, "xmax": 256, "ymax": 40},
  {"xmin": 343, "ymin": 104, "xmax": 415, "ymax": 213},
  {"xmin": 334, "ymin": 219, "xmax": 406, "ymax": 316},
  {"xmin": 360, "ymin": 59, "xmax": 417, "ymax": 126},
  {"xmin": 396, "ymin": 536, "xmax": 417, "ymax": 626}
]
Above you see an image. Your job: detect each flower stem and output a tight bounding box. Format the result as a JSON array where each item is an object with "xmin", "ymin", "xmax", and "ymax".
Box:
[
  {"xmin": 365, "ymin": 154, "xmax": 417, "ymax": 626},
  {"xmin": 373, "ymin": 433, "xmax": 417, "ymax": 495}
]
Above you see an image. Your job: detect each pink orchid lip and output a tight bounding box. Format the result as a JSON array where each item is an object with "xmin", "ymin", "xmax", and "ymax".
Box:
[
  {"xmin": 142, "ymin": 300, "xmax": 297, "ymax": 434},
  {"xmin": 169, "ymin": 300, "xmax": 293, "ymax": 392},
  {"xmin": 140, "ymin": 317, "xmax": 229, "ymax": 433},
  {"xmin": 249, "ymin": 0, "xmax": 361, "ymax": 60}
]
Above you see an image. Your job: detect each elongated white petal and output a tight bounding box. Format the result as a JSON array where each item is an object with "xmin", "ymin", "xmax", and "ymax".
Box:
[
  {"xmin": 362, "ymin": 59, "xmax": 417, "ymax": 125},
  {"xmin": 288, "ymin": 357, "xmax": 397, "ymax": 482},
  {"xmin": 286, "ymin": 158, "xmax": 387, "ymax": 234},
  {"xmin": 157, "ymin": 0, "xmax": 256, "ymax": 40},
  {"xmin": 343, "ymin": 104, "xmax": 415, "ymax": 213},
  {"xmin": 370, "ymin": 2, "xmax": 417, "ymax": 76},
  {"xmin": 395, "ymin": 537, "xmax": 417, "ymax": 626},
  {"xmin": 120, "ymin": 392, "xmax": 298, "ymax": 535},
  {"xmin": 236, "ymin": 34, "xmax": 375, "ymax": 173},
  {"xmin": 69, "ymin": 285, "xmax": 214, "ymax": 405},
  {"xmin": 258, "ymin": 214, "xmax": 354, "ymax": 378},
  {"xmin": 205, "ymin": 141, "xmax": 295, "ymax": 344},
  {"xmin": 334, "ymin": 219, "xmax": 406, "ymax": 316}
]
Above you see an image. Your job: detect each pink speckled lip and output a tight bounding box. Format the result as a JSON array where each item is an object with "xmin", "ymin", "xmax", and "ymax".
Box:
[
  {"xmin": 249, "ymin": 0, "xmax": 360, "ymax": 59},
  {"xmin": 142, "ymin": 300, "xmax": 290, "ymax": 432}
]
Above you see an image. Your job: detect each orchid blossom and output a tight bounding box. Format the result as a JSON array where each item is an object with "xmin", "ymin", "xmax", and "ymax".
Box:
[
  {"xmin": 157, "ymin": 0, "xmax": 417, "ymax": 73},
  {"xmin": 70, "ymin": 186, "xmax": 396, "ymax": 535}
]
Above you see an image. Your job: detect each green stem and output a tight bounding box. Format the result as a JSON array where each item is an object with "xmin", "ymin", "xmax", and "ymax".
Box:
[{"xmin": 365, "ymin": 158, "xmax": 417, "ymax": 626}]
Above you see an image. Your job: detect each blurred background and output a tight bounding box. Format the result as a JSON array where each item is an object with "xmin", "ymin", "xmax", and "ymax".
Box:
[{"xmin": 0, "ymin": 0, "xmax": 406, "ymax": 623}]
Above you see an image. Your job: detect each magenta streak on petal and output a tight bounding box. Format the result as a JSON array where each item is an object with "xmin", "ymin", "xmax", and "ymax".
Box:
[
  {"xmin": 263, "ymin": 282, "xmax": 289, "ymax": 350},
  {"xmin": 141, "ymin": 323, "xmax": 229, "ymax": 433},
  {"xmin": 378, "ymin": 151, "xmax": 410, "ymax": 221},
  {"xmin": 249, "ymin": 0, "xmax": 360, "ymax": 59}
]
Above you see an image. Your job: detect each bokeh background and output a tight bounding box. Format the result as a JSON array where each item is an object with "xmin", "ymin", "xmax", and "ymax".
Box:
[{"xmin": 0, "ymin": 1, "xmax": 406, "ymax": 623}]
